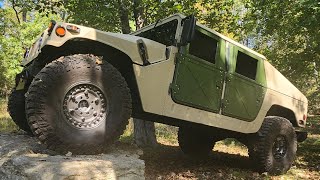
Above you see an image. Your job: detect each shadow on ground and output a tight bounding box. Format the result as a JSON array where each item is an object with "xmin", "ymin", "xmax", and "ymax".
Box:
[{"xmin": 141, "ymin": 143, "xmax": 261, "ymax": 180}]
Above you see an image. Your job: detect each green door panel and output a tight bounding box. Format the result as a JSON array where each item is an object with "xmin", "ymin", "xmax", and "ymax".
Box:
[
  {"xmin": 171, "ymin": 53, "xmax": 224, "ymax": 112},
  {"xmin": 222, "ymin": 73, "xmax": 266, "ymax": 121}
]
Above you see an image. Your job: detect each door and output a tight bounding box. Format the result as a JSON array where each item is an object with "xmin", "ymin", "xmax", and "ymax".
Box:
[
  {"xmin": 171, "ymin": 28, "xmax": 225, "ymax": 113},
  {"xmin": 222, "ymin": 48, "xmax": 266, "ymax": 121}
]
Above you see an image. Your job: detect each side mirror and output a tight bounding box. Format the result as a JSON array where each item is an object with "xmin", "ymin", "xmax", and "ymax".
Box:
[{"xmin": 180, "ymin": 15, "xmax": 196, "ymax": 46}]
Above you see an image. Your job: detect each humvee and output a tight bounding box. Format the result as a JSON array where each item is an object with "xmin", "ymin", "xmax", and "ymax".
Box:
[{"xmin": 8, "ymin": 14, "xmax": 308, "ymax": 174}]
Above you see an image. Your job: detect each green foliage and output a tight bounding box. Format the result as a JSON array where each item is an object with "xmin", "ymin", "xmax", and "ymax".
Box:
[
  {"xmin": 243, "ymin": 0, "xmax": 320, "ymax": 112},
  {"xmin": 0, "ymin": 2, "xmax": 61, "ymax": 95},
  {"xmin": 65, "ymin": 0, "xmax": 121, "ymax": 32},
  {"xmin": 64, "ymin": 0, "xmax": 241, "ymax": 35},
  {"xmin": 1, "ymin": 0, "xmax": 319, "ymax": 112}
]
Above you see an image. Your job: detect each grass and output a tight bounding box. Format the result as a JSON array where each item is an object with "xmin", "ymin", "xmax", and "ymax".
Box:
[{"xmin": 0, "ymin": 98, "xmax": 18, "ymax": 132}]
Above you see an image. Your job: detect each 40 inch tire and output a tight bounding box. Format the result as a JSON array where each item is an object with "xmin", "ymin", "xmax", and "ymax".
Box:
[
  {"xmin": 178, "ymin": 127, "xmax": 215, "ymax": 159},
  {"xmin": 249, "ymin": 116, "xmax": 297, "ymax": 175},
  {"xmin": 26, "ymin": 54, "xmax": 132, "ymax": 154},
  {"xmin": 7, "ymin": 89, "xmax": 32, "ymax": 133}
]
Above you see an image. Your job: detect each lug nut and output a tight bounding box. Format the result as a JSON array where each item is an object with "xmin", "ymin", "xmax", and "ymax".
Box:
[{"xmin": 95, "ymin": 98, "xmax": 99, "ymax": 105}]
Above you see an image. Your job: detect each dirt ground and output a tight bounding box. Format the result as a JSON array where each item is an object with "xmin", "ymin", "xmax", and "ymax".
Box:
[
  {"xmin": 140, "ymin": 137, "xmax": 320, "ymax": 180},
  {"xmin": 1, "ymin": 99, "xmax": 320, "ymax": 180},
  {"xmin": 139, "ymin": 117, "xmax": 320, "ymax": 180},
  {"xmin": 142, "ymin": 143, "xmax": 256, "ymax": 180}
]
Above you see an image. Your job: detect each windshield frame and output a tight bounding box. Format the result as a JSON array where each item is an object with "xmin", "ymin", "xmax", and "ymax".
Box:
[{"xmin": 131, "ymin": 14, "xmax": 183, "ymax": 47}]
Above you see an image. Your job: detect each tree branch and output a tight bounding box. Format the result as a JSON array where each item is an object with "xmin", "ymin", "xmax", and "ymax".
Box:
[{"xmin": 11, "ymin": 0, "xmax": 21, "ymax": 24}]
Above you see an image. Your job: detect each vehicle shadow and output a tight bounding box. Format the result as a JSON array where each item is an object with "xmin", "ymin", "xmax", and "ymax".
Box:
[{"xmin": 141, "ymin": 143, "xmax": 256, "ymax": 179}]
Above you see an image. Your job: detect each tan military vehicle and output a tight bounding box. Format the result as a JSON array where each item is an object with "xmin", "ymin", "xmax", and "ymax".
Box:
[{"xmin": 8, "ymin": 14, "xmax": 308, "ymax": 174}]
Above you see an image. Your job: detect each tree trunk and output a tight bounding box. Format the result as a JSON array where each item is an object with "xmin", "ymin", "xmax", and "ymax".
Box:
[
  {"xmin": 22, "ymin": 10, "xmax": 27, "ymax": 22},
  {"xmin": 133, "ymin": 0, "xmax": 145, "ymax": 30},
  {"xmin": 132, "ymin": 0, "xmax": 158, "ymax": 148},
  {"xmin": 117, "ymin": 0, "xmax": 130, "ymax": 34},
  {"xmin": 133, "ymin": 118, "xmax": 158, "ymax": 147}
]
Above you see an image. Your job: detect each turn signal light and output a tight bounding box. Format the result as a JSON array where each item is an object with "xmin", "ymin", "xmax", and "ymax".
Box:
[{"xmin": 56, "ymin": 26, "xmax": 66, "ymax": 37}]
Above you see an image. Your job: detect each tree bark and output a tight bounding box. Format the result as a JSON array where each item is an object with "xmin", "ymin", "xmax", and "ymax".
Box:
[
  {"xmin": 133, "ymin": 118, "xmax": 158, "ymax": 147},
  {"xmin": 22, "ymin": 10, "xmax": 27, "ymax": 22},
  {"xmin": 117, "ymin": 0, "xmax": 130, "ymax": 34},
  {"xmin": 133, "ymin": 0, "xmax": 145, "ymax": 30}
]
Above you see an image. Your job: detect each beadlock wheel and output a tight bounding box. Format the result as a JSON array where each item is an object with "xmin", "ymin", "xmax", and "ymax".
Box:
[{"xmin": 63, "ymin": 83, "xmax": 108, "ymax": 129}]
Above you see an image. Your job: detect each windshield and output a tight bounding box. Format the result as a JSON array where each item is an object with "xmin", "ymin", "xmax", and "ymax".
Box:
[{"xmin": 135, "ymin": 19, "xmax": 178, "ymax": 46}]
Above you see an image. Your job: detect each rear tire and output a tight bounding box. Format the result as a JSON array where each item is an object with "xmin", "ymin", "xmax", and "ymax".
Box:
[
  {"xmin": 178, "ymin": 127, "xmax": 215, "ymax": 159},
  {"xmin": 248, "ymin": 116, "xmax": 297, "ymax": 175},
  {"xmin": 7, "ymin": 89, "xmax": 31, "ymax": 133},
  {"xmin": 26, "ymin": 54, "xmax": 132, "ymax": 154}
]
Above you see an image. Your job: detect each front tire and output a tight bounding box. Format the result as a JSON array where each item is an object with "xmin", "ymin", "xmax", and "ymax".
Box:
[
  {"xmin": 7, "ymin": 89, "xmax": 31, "ymax": 133},
  {"xmin": 26, "ymin": 54, "xmax": 132, "ymax": 154},
  {"xmin": 248, "ymin": 116, "xmax": 297, "ymax": 175}
]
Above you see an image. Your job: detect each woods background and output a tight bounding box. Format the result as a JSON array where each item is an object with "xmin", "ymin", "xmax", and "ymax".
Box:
[{"xmin": 0, "ymin": 0, "xmax": 319, "ymax": 113}]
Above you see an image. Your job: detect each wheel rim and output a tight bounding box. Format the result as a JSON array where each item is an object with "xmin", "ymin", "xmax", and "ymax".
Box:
[
  {"xmin": 63, "ymin": 84, "xmax": 108, "ymax": 129},
  {"xmin": 272, "ymin": 135, "xmax": 288, "ymax": 160}
]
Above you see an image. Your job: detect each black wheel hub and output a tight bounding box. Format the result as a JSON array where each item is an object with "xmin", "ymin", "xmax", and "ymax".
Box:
[
  {"xmin": 272, "ymin": 135, "xmax": 288, "ymax": 160},
  {"xmin": 63, "ymin": 84, "xmax": 108, "ymax": 129}
]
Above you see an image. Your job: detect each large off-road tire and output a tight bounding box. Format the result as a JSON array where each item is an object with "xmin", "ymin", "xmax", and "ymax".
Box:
[
  {"xmin": 7, "ymin": 89, "xmax": 32, "ymax": 133},
  {"xmin": 248, "ymin": 116, "xmax": 297, "ymax": 175},
  {"xmin": 25, "ymin": 54, "xmax": 132, "ymax": 154},
  {"xmin": 178, "ymin": 127, "xmax": 215, "ymax": 159}
]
